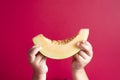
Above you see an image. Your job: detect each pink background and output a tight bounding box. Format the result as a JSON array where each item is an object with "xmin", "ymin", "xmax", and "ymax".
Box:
[{"xmin": 0, "ymin": 0, "xmax": 120, "ymax": 80}]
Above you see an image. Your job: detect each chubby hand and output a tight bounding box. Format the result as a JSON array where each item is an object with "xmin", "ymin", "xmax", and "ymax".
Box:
[
  {"xmin": 72, "ymin": 41, "xmax": 93, "ymax": 71},
  {"xmin": 28, "ymin": 45, "xmax": 48, "ymax": 75}
]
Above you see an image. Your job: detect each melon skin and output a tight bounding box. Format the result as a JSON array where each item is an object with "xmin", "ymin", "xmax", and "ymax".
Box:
[{"xmin": 32, "ymin": 29, "xmax": 89, "ymax": 59}]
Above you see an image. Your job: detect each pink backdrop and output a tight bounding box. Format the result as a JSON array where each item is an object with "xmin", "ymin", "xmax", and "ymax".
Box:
[{"xmin": 0, "ymin": 0, "xmax": 120, "ymax": 80}]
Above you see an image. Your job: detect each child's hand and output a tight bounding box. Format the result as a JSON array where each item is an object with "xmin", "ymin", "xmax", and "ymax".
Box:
[
  {"xmin": 72, "ymin": 41, "xmax": 93, "ymax": 71},
  {"xmin": 28, "ymin": 45, "xmax": 48, "ymax": 75}
]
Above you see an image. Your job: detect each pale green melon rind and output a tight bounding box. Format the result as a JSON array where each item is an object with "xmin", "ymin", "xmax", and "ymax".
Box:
[{"xmin": 32, "ymin": 36, "xmax": 40, "ymax": 45}]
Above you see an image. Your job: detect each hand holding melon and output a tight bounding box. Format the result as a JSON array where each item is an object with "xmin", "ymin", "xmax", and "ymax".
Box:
[
  {"xmin": 72, "ymin": 41, "xmax": 93, "ymax": 70},
  {"xmin": 28, "ymin": 45, "xmax": 48, "ymax": 74}
]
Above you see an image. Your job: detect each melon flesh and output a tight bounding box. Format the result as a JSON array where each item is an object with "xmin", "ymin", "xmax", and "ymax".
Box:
[{"xmin": 32, "ymin": 29, "xmax": 89, "ymax": 59}]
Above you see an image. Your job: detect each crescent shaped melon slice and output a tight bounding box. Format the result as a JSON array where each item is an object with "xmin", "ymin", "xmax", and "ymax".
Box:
[{"xmin": 32, "ymin": 29, "xmax": 89, "ymax": 59}]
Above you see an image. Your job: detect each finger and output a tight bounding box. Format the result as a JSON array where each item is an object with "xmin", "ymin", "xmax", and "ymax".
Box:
[
  {"xmin": 83, "ymin": 41, "xmax": 93, "ymax": 57},
  {"xmin": 28, "ymin": 45, "xmax": 40, "ymax": 53},
  {"xmin": 75, "ymin": 54, "xmax": 85, "ymax": 63},
  {"xmin": 81, "ymin": 44, "xmax": 93, "ymax": 57},
  {"xmin": 40, "ymin": 55, "xmax": 47, "ymax": 63},
  {"xmin": 77, "ymin": 41, "xmax": 92, "ymax": 50},
  {"xmin": 78, "ymin": 42, "xmax": 93, "ymax": 57},
  {"xmin": 28, "ymin": 45, "xmax": 41, "ymax": 55},
  {"xmin": 78, "ymin": 51, "xmax": 90, "ymax": 60},
  {"xmin": 35, "ymin": 53, "xmax": 43, "ymax": 64},
  {"xmin": 84, "ymin": 41, "xmax": 93, "ymax": 50},
  {"xmin": 28, "ymin": 45, "xmax": 41, "ymax": 63}
]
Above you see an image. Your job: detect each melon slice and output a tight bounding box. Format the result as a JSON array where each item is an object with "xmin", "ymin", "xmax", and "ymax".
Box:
[{"xmin": 32, "ymin": 29, "xmax": 89, "ymax": 59}]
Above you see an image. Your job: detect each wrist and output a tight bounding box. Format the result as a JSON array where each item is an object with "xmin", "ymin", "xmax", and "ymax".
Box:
[
  {"xmin": 33, "ymin": 72, "xmax": 47, "ymax": 80},
  {"xmin": 72, "ymin": 67, "xmax": 85, "ymax": 73},
  {"xmin": 34, "ymin": 73, "xmax": 46, "ymax": 77},
  {"xmin": 72, "ymin": 65, "xmax": 85, "ymax": 72},
  {"xmin": 72, "ymin": 68, "xmax": 89, "ymax": 80},
  {"xmin": 33, "ymin": 69, "xmax": 48, "ymax": 75}
]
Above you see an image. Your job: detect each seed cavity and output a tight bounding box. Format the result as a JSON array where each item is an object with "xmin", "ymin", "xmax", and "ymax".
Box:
[{"xmin": 51, "ymin": 33, "xmax": 78, "ymax": 45}]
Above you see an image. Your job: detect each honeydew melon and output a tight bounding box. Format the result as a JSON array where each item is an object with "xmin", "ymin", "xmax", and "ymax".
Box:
[{"xmin": 32, "ymin": 29, "xmax": 89, "ymax": 59}]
